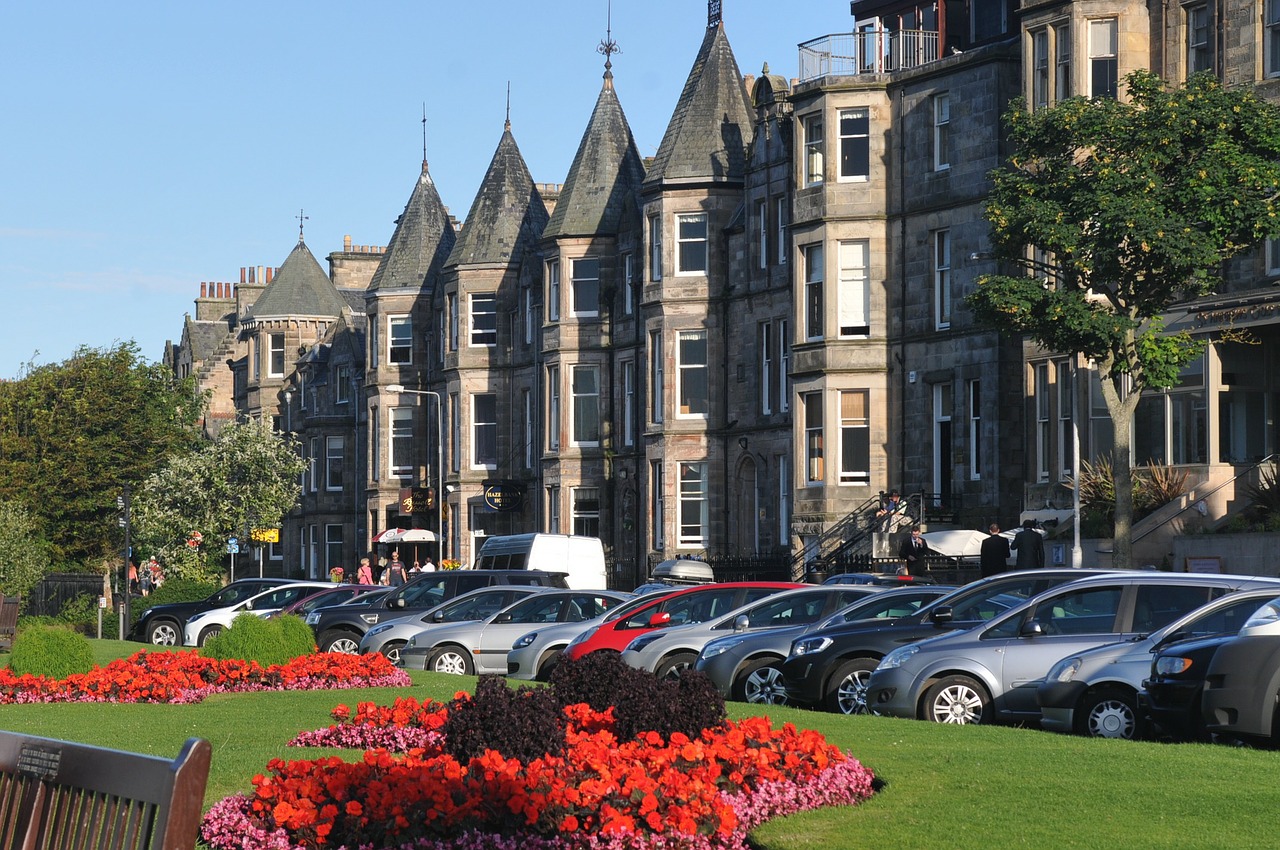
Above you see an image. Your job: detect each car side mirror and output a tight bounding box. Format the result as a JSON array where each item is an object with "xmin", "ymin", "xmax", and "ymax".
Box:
[
  {"xmin": 733, "ymin": 614, "xmax": 750, "ymax": 633},
  {"xmin": 391, "ymin": 598, "xmax": 405, "ymax": 609},
  {"xmin": 1020, "ymin": 619, "xmax": 1044, "ymax": 637},
  {"xmin": 432, "ymin": 610, "xmax": 445, "ymax": 622},
  {"xmin": 930, "ymin": 606, "xmax": 953, "ymax": 624},
  {"xmin": 495, "ymin": 613, "xmax": 512, "ymax": 624},
  {"xmin": 648, "ymin": 611, "xmax": 672, "ymax": 628}
]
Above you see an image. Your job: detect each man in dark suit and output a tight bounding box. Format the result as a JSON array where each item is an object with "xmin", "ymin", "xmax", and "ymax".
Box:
[
  {"xmin": 979, "ymin": 523, "xmax": 1012, "ymax": 578},
  {"xmin": 1010, "ymin": 519, "xmax": 1046, "ymax": 569},
  {"xmin": 897, "ymin": 525, "xmax": 931, "ymax": 575}
]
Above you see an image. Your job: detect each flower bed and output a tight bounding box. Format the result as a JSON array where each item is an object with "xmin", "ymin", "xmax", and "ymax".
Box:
[
  {"xmin": 0, "ymin": 649, "xmax": 409, "ymax": 704},
  {"xmin": 203, "ymin": 694, "xmax": 876, "ymax": 850}
]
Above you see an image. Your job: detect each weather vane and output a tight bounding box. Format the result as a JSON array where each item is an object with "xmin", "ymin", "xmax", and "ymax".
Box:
[
  {"xmin": 597, "ymin": 0, "xmax": 620, "ymax": 72},
  {"xmin": 296, "ymin": 208, "xmax": 308, "ymax": 241}
]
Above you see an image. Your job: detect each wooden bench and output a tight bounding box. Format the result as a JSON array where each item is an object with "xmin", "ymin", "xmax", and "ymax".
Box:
[
  {"xmin": 0, "ymin": 595, "xmax": 19, "ymax": 652},
  {"xmin": 0, "ymin": 732, "xmax": 210, "ymax": 850}
]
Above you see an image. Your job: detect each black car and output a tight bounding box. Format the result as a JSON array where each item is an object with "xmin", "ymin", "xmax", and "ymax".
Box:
[
  {"xmin": 306, "ymin": 569, "xmax": 570, "ymax": 653},
  {"xmin": 778, "ymin": 568, "xmax": 1113, "ymax": 714},
  {"xmin": 1141, "ymin": 633, "xmax": 1231, "ymax": 741},
  {"xmin": 129, "ymin": 577, "xmax": 302, "ymax": 645},
  {"xmin": 1199, "ymin": 598, "xmax": 1280, "ymax": 743}
]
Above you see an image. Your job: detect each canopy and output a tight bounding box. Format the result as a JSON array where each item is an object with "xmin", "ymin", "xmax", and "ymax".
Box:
[
  {"xmin": 393, "ymin": 529, "xmax": 438, "ymax": 542},
  {"xmin": 371, "ymin": 528, "xmax": 407, "ymax": 544}
]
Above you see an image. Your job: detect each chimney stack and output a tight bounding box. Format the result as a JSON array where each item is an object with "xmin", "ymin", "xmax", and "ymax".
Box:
[{"xmin": 344, "ymin": 234, "xmax": 352, "ymax": 251}]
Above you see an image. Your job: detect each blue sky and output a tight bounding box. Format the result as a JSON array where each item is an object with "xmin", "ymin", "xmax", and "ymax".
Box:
[{"xmin": 0, "ymin": 1, "xmax": 849, "ymax": 379}]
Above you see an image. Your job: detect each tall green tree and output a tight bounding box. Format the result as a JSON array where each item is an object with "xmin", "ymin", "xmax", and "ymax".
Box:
[
  {"xmin": 967, "ymin": 71, "xmax": 1280, "ymax": 567},
  {"xmin": 132, "ymin": 419, "xmax": 307, "ymax": 579},
  {"xmin": 0, "ymin": 502, "xmax": 53, "ymax": 599},
  {"xmin": 0, "ymin": 343, "xmax": 205, "ymax": 567}
]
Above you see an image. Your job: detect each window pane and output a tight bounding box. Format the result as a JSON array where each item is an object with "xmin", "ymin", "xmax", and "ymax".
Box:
[
  {"xmin": 470, "ymin": 294, "xmax": 497, "ymax": 346},
  {"xmin": 678, "ymin": 331, "xmax": 708, "ymax": 416},
  {"xmin": 572, "ymin": 366, "xmax": 600, "ymax": 444},
  {"xmin": 677, "ymin": 214, "xmax": 708, "ymax": 273},
  {"xmin": 572, "ymin": 258, "xmax": 599, "ymax": 315}
]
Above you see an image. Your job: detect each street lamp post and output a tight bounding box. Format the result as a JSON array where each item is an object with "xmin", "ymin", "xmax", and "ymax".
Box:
[{"xmin": 387, "ymin": 384, "xmax": 444, "ymax": 559}]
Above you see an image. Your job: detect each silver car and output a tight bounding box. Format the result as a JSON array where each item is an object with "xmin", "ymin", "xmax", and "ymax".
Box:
[
  {"xmin": 1036, "ymin": 586, "xmax": 1280, "ymax": 738},
  {"xmin": 400, "ymin": 590, "xmax": 632, "ymax": 675},
  {"xmin": 507, "ymin": 589, "xmax": 678, "ymax": 681},
  {"xmin": 865, "ymin": 572, "xmax": 1280, "ymax": 725},
  {"xmin": 359, "ymin": 586, "xmax": 548, "ymax": 663},
  {"xmin": 696, "ymin": 585, "xmax": 954, "ymax": 704},
  {"xmin": 621, "ymin": 586, "xmax": 882, "ymax": 679}
]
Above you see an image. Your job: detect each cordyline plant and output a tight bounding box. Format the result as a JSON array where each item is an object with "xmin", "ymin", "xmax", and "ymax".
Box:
[
  {"xmin": 967, "ymin": 70, "xmax": 1280, "ymax": 567},
  {"xmin": 132, "ymin": 419, "xmax": 307, "ymax": 579}
]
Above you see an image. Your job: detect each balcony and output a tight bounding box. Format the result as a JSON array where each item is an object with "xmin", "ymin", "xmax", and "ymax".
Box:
[{"xmin": 798, "ymin": 30, "xmax": 940, "ymax": 81}]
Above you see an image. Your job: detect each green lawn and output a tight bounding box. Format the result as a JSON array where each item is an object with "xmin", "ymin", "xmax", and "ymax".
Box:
[{"xmin": 3, "ymin": 640, "xmax": 1276, "ymax": 850}]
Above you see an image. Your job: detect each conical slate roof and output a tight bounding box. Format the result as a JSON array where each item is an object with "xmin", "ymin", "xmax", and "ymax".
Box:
[
  {"xmin": 643, "ymin": 22, "xmax": 753, "ymax": 188},
  {"xmin": 446, "ymin": 125, "xmax": 549, "ymax": 268},
  {"xmin": 368, "ymin": 161, "xmax": 457, "ymax": 293},
  {"xmin": 544, "ymin": 72, "xmax": 646, "ymax": 239},
  {"xmin": 249, "ymin": 240, "xmax": 347, "ymax": 319}
]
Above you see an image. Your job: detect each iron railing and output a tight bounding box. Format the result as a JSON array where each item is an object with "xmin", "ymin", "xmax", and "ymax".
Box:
[{"xmin": 798, "ymin": 30, "xmax": 940, "ymax": 81}]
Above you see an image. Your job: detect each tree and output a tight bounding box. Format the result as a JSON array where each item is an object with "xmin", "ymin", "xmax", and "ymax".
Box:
[
  {"xmin": 966, "ymin": 71, "xmax": 1280, "ymax": 567},
  {"xmin": 0, "ymin": 343, "xmax": 205, "ymax": 567},
  {"xmin": 0, "ymin": 502, "xmax": 52, "ymax": 598},
  {"xmin": 132, "ymin": 419, "xmax": 307, "ymax": 580}
]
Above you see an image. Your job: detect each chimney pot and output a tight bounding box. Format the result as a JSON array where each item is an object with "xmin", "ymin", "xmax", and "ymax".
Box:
[
  {"xmin": 240, "ymin": 267, "xmax": 247, "ymax": 284},
  {"xmin": 200, "ymin": 282, "xmax": 207, "ymax": 298},
  {"xmin": 344, "ymin": 234, "xmax": 352, "ymax": 251}
]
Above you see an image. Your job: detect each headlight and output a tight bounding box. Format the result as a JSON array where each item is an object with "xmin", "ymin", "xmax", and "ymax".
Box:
[
  {"xmin": 876, "ymin": 645, "xmax": 920, "ymax": 671},
  {"xmin": 360, "ymin": 613, "xmax": 381, "ymax": 625},
  {"xmin": 512, "ymin": 632, "xmax": 538, "ymax": 650},
  {"xmin": 366, "ymin": 623, "xmax": 392, "ymax": 638},
  {"xmin": 790, "ymin": 636, "xmax": 832, "ymax": 657},
  {"xmin": 625, "ymin": 633, "xmax": 663, "ymax": 653},
  {"xmin": 700, "ymin": 636, "xmax": 746, "ymax": 660},
  {"xmin": 1047, "ymin": 657, "xmax": 1082, "ymax": 684},
  {"xmin": 565, "ymin": 629, "xmax": 593, "ymax": 651},
  {"xmin": 1155, "ymin": 656, "xmax": 1193, "ymax": 676}
]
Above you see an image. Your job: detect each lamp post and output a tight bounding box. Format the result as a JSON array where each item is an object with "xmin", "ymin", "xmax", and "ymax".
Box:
[{"xmin": 386, "ymin": 384, "xmax": 444, "ymax": 559}]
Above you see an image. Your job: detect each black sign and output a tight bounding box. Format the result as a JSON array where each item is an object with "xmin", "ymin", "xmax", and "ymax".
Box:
[{"xmin": 482, "ymin": 480, "xmax": 525, "ymax": 512}]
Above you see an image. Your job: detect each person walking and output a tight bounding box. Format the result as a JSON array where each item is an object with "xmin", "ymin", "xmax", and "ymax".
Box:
[
  {"xmin": 385, "ymin": 550, "xmax": 408, "ymax": 586},
  {"xmin": 979, "ymin": 523, "xmax": 1012, "ymax": 578},
  {"xmin": 1010, "ymin": 519, "xmax": 1046, "ymax": 569},
  {"xmin": 897, "ymin": 525, "xmax": 931, "ymax": 575}
]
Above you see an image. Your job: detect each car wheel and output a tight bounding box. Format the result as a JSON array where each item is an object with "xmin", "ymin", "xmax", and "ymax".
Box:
[
  {"xmin": 823, "ymin": 658, "xmax": 878, "ymax": 715},
  {"xmin": 197, "ymin": 625, "xmax": 223, "ymax": 647},
  {"xmin": 924, "ymin": 675, "xmax": 989, "ymax": 724},
  {"xmin": 429, "ymin": 646, "xmax": 474, "ymax": 676},
  {"xmin": 734, "ymin": 657, "xmax": 788, "ymax": 705},
  {"xmin": 1076, "ymin": 687, "xmax": 1139, "ymax": 739},
  {"xmin": 148, "ymin": 621, "xmax": 180, "ymax": 646},
  {"xmin": 319, "ymin": 630, "xmax": 361, "ymax": 654},
  {"xmin": 534, "ymin": 649, "xmax": 562, "ymax": 682},
  {"xmin": 379, "ymin": 640, "xmax": 406, "ymax": 666},
  {"xmin": 655, "ymin": 652, "xmax": 697, "ymax": 680}
]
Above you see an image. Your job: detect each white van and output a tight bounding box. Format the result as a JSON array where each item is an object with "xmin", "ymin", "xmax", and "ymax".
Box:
[{"xmin": 473, "ymin": 533, "xmax": 607, "ymax": 589}]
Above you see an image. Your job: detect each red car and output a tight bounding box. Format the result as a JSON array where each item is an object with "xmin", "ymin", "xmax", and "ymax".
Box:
[{"xmin": 562, "ymin": 582, "xmax": 804, "ymax": 662}]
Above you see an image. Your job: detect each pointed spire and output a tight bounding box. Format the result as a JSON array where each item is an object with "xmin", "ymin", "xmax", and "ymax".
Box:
[
  {"xmin": 250, "ymin": 240, "xmax": 346, "ymax": 319},
  {"xmin": 598, "ymin": 0, "xmax": 620, "ymax": 86},
  {"xmin": 368, "ymin": 155, "xmax": 457, "ymax": 294},
  {"xmin": 296, "ymin": 208, "xmax": 309, "ymax": 243}
]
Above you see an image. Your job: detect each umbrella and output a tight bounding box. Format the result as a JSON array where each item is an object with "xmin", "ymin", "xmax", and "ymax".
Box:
[
  {"xmin": 395, "ymin": 529, "xmax": 438, "ymax": 542},
  {"xmin": 371, "ymin": 528, "xmax": 406, "ymax": 543}
]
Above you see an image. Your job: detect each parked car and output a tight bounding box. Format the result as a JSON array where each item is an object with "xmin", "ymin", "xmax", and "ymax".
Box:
[
  {"xmin": 399, "ymin": 590, "xmax": 632, "ymax": 675},
  {"xmin": 823, "ymin": 572, "xmax": 937, "ymax": 586},
  {"xmin": 620, "ymin": 586, "xmax": 883, "ymax": 678},
  {"xmin": 358, "ymin": 586, "xmax": 551, "ymax": 662},
  {"xmin": 129, "ymin": 577, "xmax": 304, "ymax": 645},
  {"xmin": 1198, "ymin": 596, "xmax": 1280, "ymax": 743},
  {"xmin": 561, "ymin": 582, "xmax": 805, "ymax": 662},
  {"xmin": 182, "ymin": 582, "xmax": 332, "ymax": 646},
  {"xmin": 266, "ymin": 584, "xmax": 384, "ymax": 620},
  {"xmin": 1037, "ymin": 586, "xmax": 1280, "ymax": 739},
  {"xmin": 1142, "ymin": 633, "xmax": 1238, "ymax": 741},
  {"xmin": 696, "ymin": 585, "xmax": 954, "ymax": 704},
  {"xmin": 507, "ymin": 589, "xmax": 680, "ymax": 681},
  {"xmin": 780, "ymin": 569, "xmax": 1113, "ymax": 714},
  {"xmin": 306, "ymin": 569, "xmax": 570, "ymax": 653},
  {"xmin": 865, "ymin": 572, "xmax": 1280, "ymax": 726}
]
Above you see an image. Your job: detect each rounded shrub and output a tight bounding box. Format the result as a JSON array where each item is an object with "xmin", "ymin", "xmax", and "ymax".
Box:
[
  {"xmin": 8, "ymin": 624, "xmax": 95, "ymax": 679},
  {"xmin": 199, "ymin": 613, "xmax": 315, "ymax": 667},
  {"xmin": 442, "ymin": 675, "xmax": 566, "ymax": 763}
]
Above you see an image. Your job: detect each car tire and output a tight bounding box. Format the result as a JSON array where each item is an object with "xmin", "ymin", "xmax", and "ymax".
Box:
[
  {"xmin": 319, "ymin": 630, "xmax": 361, "ymax": 654},
  {"xmin": 1075, "ymin": 686, "xmax": 1139, "ymax": 740},
  {"xmin": 655, "ymin": 652, "xmax": 697, "ymax": 680},
  {"xmin": 924, "ymin": 675, "xmax": 989, "ymax": 724},
  {"xmin": 147, "ymin": 620, "xmax": 180, "ymax": 646},
  {"xmin": 197, "ymin": 625, "xmax": 223, "ymax": 647},
  {"xmin": 733, "ymin": 657, "xmax": 788, "ymax": 705},
  {"xmin": 429, "ymin": 645, "xmax": 474, "ymax": 676},
  {"xmin": 534, "ymin": 649, "xmax": 562, "ymax": 682},
  {"xmin": 823, "ymin": 657, "xmax": 878, "ymax": 715},
  {"xmin": 379, "ymin": 640, "xmax": 406, "ymax": 666}
]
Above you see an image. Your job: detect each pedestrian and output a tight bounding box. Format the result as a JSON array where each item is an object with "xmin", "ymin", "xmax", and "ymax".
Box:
[
  {"xmin": 422, "ymin": 555, "xmax": 436, "ymax": 572},
  {"xmin": 979, "ymin": 523, "xmax": 1012, "ymax": 578},
  {"xmin": 356, "ymin": 557, "xmax": 374, "ymax": 585},
  {"xmin": 386, "ymin": 550, "xmax": 408, "ymax": 586},
  {"xmin": 139, "ymin": 570, "xmax": 153, "ymax": 596},
  {"xmin": 897, "ymin": 525, "xmax": 931, "ymax": 575},
  {"xmin": 410, "ymin": 559, "xmax": 422, "ymax": 573},
  {"xmin": 128, "ymin": 560, "xmax": 140, "ymax": 595},
  {"xmin": 1010, "ymin": 519, "xmax": 1046, "ymax": 569}
]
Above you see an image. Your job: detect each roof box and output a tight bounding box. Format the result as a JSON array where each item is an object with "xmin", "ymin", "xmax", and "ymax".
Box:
[{"xmin": 650, "ymin": 559, "xmax": 715, "ymax": 585}]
